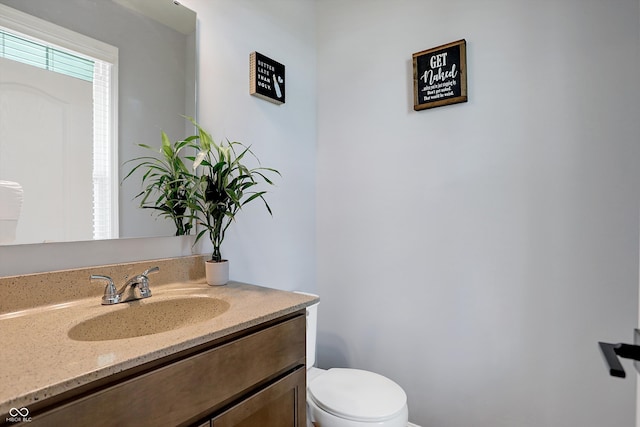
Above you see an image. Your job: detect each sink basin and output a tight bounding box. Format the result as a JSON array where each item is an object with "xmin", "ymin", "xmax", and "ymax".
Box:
[{"xmin": 68, "ymin": 296, "xmax": 230, "ymax": 341}]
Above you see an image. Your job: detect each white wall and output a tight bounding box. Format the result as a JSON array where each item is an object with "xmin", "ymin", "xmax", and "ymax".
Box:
[{"xmin": 316, "ymin": 1, "xmax": 640, "ymax": 426}]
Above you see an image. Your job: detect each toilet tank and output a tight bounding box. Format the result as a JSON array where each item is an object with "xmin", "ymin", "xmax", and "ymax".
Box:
[
  {"xmin": 0, "ymin": 181, "xmax": 23, "ymax": 244},
  {"xmin": 295, "ymin": 292, "xmax": 319, "ymax": 368}
]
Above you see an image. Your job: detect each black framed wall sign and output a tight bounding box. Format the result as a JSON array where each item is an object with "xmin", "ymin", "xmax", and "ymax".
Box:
[
  {"xmin": 250, "ymin": 51, "xmax": 285, "ymax": 105},
  {"xmin": 413, "ymin": 39, "xmax": 467, "ymax": 111}
]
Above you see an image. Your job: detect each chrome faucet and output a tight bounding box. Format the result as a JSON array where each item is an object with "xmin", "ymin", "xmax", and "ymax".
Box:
[{"xmin": 90, "ymin": 267, "xmax": 159, "ymax": 305}]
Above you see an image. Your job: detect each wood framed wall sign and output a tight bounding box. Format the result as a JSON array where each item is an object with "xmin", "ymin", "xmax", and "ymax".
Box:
[
  {"xmin": 250, "ymin": 51, "xmax": 285, "ymax": 105},
  {"xmin": 413, "ymin": 39, "xmax": 467, "ymax": 111}
]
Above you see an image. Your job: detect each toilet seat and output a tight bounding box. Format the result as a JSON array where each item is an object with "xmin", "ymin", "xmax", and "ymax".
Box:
[{"xmin": 308, "ymin": 368, "xmax": 407, "ymax": 422}]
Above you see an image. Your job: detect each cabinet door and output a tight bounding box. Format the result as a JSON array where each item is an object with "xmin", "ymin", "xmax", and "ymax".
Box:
[{"xmin": 211, "ymin": 367, "xmax": 306, "ymax": 427}]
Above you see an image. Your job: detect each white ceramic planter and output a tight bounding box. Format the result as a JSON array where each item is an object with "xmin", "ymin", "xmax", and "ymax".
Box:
[{"xmin": 205, "ymin": 260, "xmax": 229, "ymax": 286}]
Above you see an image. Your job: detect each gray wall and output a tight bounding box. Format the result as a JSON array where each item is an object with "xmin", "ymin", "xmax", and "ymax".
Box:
[
  {"xmin": 157, "ymin": 0, "xmax": 319, "ymax": 292},
  {"xmin": 316, "ymin": 1, "xmax": 640, "ymax": 426}
]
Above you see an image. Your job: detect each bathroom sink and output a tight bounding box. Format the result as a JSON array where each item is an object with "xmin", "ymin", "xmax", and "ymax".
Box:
[{"xmin": 68, "ymin": 296, "xmax": 230, "ymax": 341}]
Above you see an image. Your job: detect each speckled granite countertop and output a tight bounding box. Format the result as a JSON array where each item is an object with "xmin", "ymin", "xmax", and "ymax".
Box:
[{"xmin": 0, "ymin": 255, "xmax": 318, "ymax": 415}]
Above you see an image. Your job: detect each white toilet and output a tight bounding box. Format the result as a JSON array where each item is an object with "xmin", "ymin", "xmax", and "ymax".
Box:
[{"xmin": 302, "ymin": 294, "xmax": 409, "ymax": 427}]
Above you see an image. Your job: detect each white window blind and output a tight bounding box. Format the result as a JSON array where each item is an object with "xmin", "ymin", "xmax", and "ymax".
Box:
[
  {"xmin": 0, "ymin": 29, "xmax": 94, "ymax": 81},
  {"xmin": 92, "ymin": 59, "xmax": 113, "ymax": 240}
]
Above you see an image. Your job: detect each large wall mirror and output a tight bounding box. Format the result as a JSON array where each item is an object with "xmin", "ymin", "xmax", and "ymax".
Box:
[{"xmin": 0, "ymin": 0, "xmax": 197, "ymax": 246}]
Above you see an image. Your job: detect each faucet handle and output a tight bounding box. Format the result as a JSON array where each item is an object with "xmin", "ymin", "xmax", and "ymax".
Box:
[
  {"xmin": 143, "ymin": 266, "xmax": 159, "ymax": 276},
  {"xmin": 90, "ymin": 274, "xmax": 120, "ymax": 305},
  {"xmin": 138, "ymin": 267, "xmax": 159, "ymax": 298}
]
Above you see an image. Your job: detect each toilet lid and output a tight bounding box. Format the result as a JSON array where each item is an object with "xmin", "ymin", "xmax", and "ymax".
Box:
[{"xmin": 308, "ymin": 368, "xmax": 407, "ymax": 422}]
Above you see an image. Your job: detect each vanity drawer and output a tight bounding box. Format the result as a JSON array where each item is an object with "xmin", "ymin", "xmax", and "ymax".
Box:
[{"xmin": 30, "ymin": 313, "xmax": 306, "ymax": 427}]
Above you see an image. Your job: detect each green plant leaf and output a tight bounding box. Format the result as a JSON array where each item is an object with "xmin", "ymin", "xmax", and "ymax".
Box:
[
  {"xmin": 124, "ymin": 116, "xmax": 280, "ymax": 244},
  {"xmin": 161, "ymin": 131, "xmax": 173, "ymax": 159}
]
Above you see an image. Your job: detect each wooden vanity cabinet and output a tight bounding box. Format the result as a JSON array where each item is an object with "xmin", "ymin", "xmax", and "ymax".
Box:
[{"xmin": 26, "ymin": 311, "xmax": 307, "ymax": 427}]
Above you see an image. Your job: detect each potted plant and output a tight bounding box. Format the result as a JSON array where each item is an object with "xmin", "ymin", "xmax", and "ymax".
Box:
[
  {"xmin": 187, "ymin": 119, "xmax": 280, "ymax": 286},
  {"xmin": 122, "ymin": 131, "xmax": 196, "ymax": 236}
]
